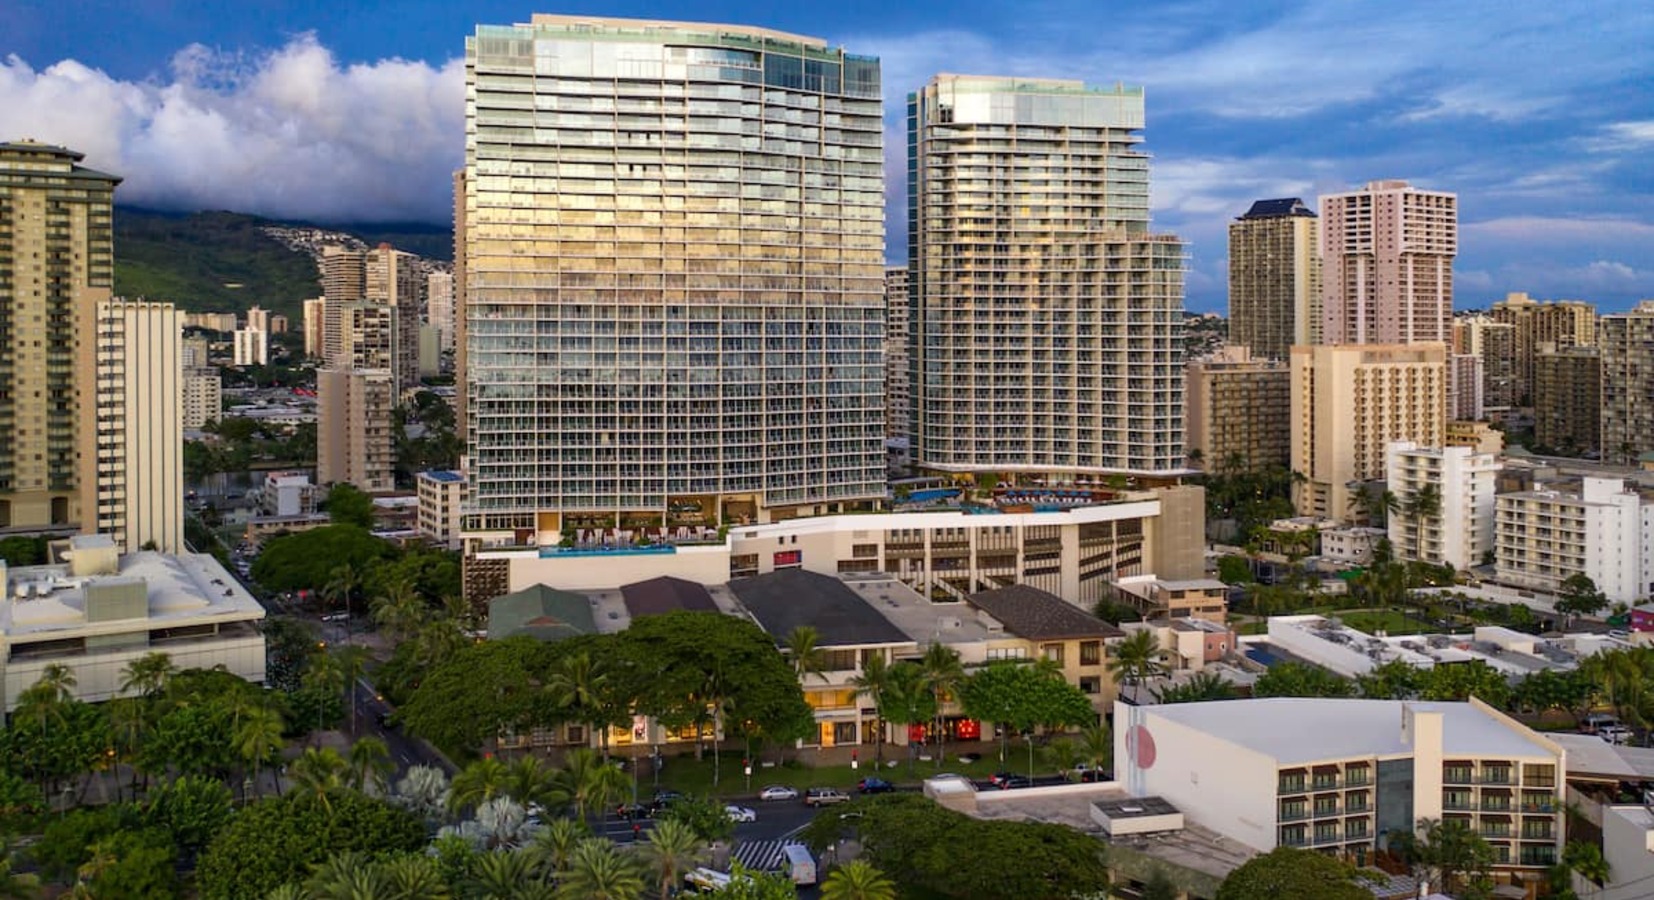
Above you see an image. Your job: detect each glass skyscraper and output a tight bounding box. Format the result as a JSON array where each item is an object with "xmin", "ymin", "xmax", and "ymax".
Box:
[
  {"xmin": 463, "ymin": 16, "xmax": 885, "ymax": 538},
  {"xmin": 908, "ymin": 75, "xmax": 1186, "ymax": 478}
]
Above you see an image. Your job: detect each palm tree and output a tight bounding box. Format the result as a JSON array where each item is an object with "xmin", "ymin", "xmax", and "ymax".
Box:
[
  {"xmin": 821, "ymin": 860, "xmax": 897, "ymax": 900},
  {"xmin": 785, "ymin": 625, "xmax": 829, "ymax": 685},
  {"xmin": 1153, "ymin": 671, "xmax": 1238, "ymax": 704},
  {"xmin": 1077, "ymin": 722, "xmax": 1112, "ymax": 774},
  {"xmin": 1562, "ymin": 839, "xmax": 1611, "ymax": 888},
  {"xmin": 291, "ymin": 747, "xmax": 348, "ymax": 812},
  {"xmin": 324, "ymin": 564, "xmax": 361, "ymax": 620},
  {"xmin": 553, "ymin": 749, "xmax": 629, "ymax": 824},
  {"xmin": 639, "ymin": 818, "xmax": 707, "ymax": 900},
  {"xmin": 334, "ymin": 644, "xmax": 374, "ymax": 735},
  {"xmin": 557, "ymin": 839, "xmax": 645, "ymax": 900},
  {"xmin": 527, "ymin": 817, "xmax": 589, "ymax": 880},
  {"xmin": 1403, "ymin": 484, "xmax": 1443, "ymax": 563},
  {"xmin": 302, "ymin": 652, "xmax": 345, "ymax": 745},
  {"xmin": 880, "ymin": 663, "xmax": 934, "ymax": 773},
  {"xmin": 467, "ymin": 848, "xmax": 553, "ymax": 900},
  {"xmin": 850, "ymin": 652, "xmax": 892, "ymax": 763},
  {"xmin": 308, "ymin": 851, "xmax": 395, "ymax": 900},
  {"xmin": 372, "ymin": 579, "xmax": 427, "ymax": 643},
  {"xmin": 504, "ymin": 755, "xmax": 564, "ymax": 812},
  {"xmin": 347, "ymin": 736, "xmax": 395, "ymax": 795},
  {"xmin": 919, "ymin": 642, "xmax": 965, "ymax": 767},
  {"xmin": 0, "ymin": 835, "xmax": 40, "ymax": 900},
  {"xmin": 233, "ymin": 705, "xmax": 287, "ymax": 799},
  {"xmin": 382, "ymin": 854, "xmax": 453, "ymax": 899},
  {"xmin": 119, "ymin": 651, "xmax": 177, "ymax": 699},
  {"xmin": 450, "ymin": 756, "xmax": 510, "ymax": 815},
  {"xmin": 546, "ymin": 650, "xmax": 616, "ymax": 760},
  {"xmin": 1106, "ymin": 631, "xmax": 1167, "ymax": 702},
  {"xmin": 32, "ymin": 662, "xmax": 78, "ymax": 705},
  {"xmin": 107, "ymin": 697, "xmax": 147, "ymax": 801}
]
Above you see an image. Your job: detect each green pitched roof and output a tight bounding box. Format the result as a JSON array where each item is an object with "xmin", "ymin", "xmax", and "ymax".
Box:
[{"xmin": 487, "ymin": 584, "xmax": 598, "ymax": 642}]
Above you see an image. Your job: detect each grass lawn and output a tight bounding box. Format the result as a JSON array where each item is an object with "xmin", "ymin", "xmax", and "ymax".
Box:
[
  {"xmin": 650, "ymin": 748, "xmax": 1059, "ymax": 800},
  {"xmin": 1334, "ymin": 608, "xmax": 1427, "ymax": 634}
]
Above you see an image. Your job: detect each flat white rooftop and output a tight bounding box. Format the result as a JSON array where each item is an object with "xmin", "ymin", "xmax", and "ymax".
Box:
[
  {"xmin": 1, "ymin": 551, "xmax": 265, "ymax": 642},
  {"xmin": 1144, "ymin": 698, "xmax": 1552, "ymax": 766}
]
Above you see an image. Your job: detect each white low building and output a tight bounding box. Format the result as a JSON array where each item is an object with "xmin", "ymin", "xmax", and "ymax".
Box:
[
  {"xmin": 1386, "ymin": 441, "xmax": 1498, "ymax": 569},
  {"xmin": 0, "ymin": 535, "xmax": 267, "ymax": 712},
  {"xmin": 1116, "ymin": 697, "xmax": 1565, "ymax": 878},
  {"xmin": 1495, "ymin": 476, "xmax": 1646, "ymax": 603},
  {"xmin": 1321, "ymin": 526, "xmax": 1387, "ymax": 566}
]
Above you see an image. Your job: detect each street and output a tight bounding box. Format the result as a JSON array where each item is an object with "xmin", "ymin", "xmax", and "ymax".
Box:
[{"xmin": 349, "ymin": 675, "xmax": 456, "ymax": 778}]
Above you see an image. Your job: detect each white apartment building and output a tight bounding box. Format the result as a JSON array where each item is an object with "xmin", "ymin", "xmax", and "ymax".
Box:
[
  {"xmin": 181, "ymin": 368, "xmax": 221, "ymax": 430},
  {"xmin": 232, "ymin": 327, "xmax": 268, "ymax": 367},
  {"xmin": 1495, "ymin": 476, "xmax": 1647, "ymax": 603},
  {"xmin": 1320, "ymin": 525, "xmax": 1387, "ymax": 565},
  {"xmin": 256, "ymin": 470, "xmax": 318, "ymax": 518},
  {"xmin": 417, "ymin": 470, "xmax": 465, "ymax": 550},
  {"xmin": 90, "ymin": 299, "xmax": 184, "ymax": 553},
  {"xmin": 0, "ymin": 535, "xmax": 267, "ymax": 712},
  {"xmin": 1117, "ymin": 698, "xmax": 1565, "ymax": 874},
  {"xmin": 1385, "ymin": 441, "xmax": 1497, "ymax": 569}
]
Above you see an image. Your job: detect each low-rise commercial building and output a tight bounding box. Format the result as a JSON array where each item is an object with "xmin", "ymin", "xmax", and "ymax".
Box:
[
  {"xmin": 965, "ymin": 584, "xmax": 1124, "ymax": 711},
  {"xmin": 255, "ymin": 471, "xmax": 318, "ymax": 519},
  {"xmin": 1116, "ymin": 697, "xmax": 1565, "ymax": 876},
  {"xmin": 1112, "ymin": 576, "xmax": 1229, "ymax": 623},
  {"xmin": 0, "ymin": 535, "xmax": 266, "ymax": 712},
  {"xmin": 1121, "ymin": 618, "xmax": 1238, "ymax": 674}
]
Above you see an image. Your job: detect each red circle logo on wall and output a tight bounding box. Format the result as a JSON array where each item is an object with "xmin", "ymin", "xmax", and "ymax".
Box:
[{"xmin": 1126, "ymin": 725, "xmax": 1156, "ymax": 769}]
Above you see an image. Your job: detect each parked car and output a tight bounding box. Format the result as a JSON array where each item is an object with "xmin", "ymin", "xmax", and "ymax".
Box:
[
  {"xmin": 1582, "ymin": 713, "xmax": 1620, "ymax": 734},
  {"xmin": 1600, "ymin": 725, "xmax": 1634, "ymax": 745},
  {"xmin": 724, "ymin": 805, "xmax": 757, "ymax": 823},
  {"xmin": 1610, "ymin": 629, "xmax": 1631, "ymax": 640},
  {"xmin": 759, "ymin": 785, "xmax": 799, "ymax": 802},
  {"xmin": 615, "ymin": 803, "xmax": 650, "ymax": 820},
  {"xmin": 989, "ymin": 771, "xmax": 1017, "ymax": 788},
  {"xmin": 803, "ymin": 787, "xmax": 851, "ymax": 807},
  {"xmin": 857, "ymin": 777, "xmax": 895, "ymax": 794},
  {"xmin": 644, "ymin": 790, "xmax": 683, "ymax": 815},
  {"xmin": 996, "ymin": 775, "xmax": 1032, "ymax": 790}
]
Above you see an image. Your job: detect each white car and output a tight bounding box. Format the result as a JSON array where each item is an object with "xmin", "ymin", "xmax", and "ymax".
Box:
[
  {"xmin": 724, "ymin": 805, "xmax": 757, "ymax": 823},
  {"xmin": 1601, "ymin": 725, "xmax": 1634, "ymax": 745},
  {"xmin": 759, "ymin": 785, "xmax": 799, "ymax": 802}
]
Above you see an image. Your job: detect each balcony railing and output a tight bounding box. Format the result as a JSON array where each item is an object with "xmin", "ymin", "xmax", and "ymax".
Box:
[
  {"xmin": 1443, "ymin": 769, "xmax": 1475, "ymax": 784},
  {"xmin": 1279, "ymin": 779, "xmax": 1307, "ymax": 795}
]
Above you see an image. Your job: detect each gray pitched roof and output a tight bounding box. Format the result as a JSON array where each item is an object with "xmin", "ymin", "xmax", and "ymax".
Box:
[
  {"xmin": 621, "ymin": 576, "xmax": 719, "ymax": 618},
  {"xmin": 965, "ymin": 585, "xmax": 1124, "ymax": 641},
  {"xmin": 730, "ymin": 569, "xmax": 911, "ymax": 647},
  {"xmin": 1238, "ymin": 197, "xmax": 1315, "ymax": 219}
]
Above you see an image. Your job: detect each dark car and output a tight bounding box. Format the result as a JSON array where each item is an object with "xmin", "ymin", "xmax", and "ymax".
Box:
[
  {"xmin": 644, "ymin": 790, "xmax": 683, "ymax": 815},
  {"xmin": 857, "ymin": 777, "xmax": 895, "ymax": 794},
  {"xmin": 996, "ymin": 774, "xmax": 1032, "ymax": 790},
  {"xmin": 989, "ymin": 771, "xmax": 1017, "ymax": 788},
  {"xmin": 615, "ymin": 803, "xmax": 650, "ymax": 820}
]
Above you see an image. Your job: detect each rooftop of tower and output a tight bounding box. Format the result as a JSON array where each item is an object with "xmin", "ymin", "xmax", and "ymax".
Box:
[
  {"xmin": 523, "ymin": 13, "xmax": 828, "ymax": 50},
  {"xmin": 1238, "ymin": 198, "xmax": 1316, "ymax": 219},
  {"xmin": 927, "ymin": 72, "xmax": 1143, "ymax": 97}
]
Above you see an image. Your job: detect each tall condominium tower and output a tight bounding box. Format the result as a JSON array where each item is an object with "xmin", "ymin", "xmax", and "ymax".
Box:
[
  {"xmin": 1320, "ymin": 180, "xmax": 1457, "ymax": 346},
  {"xmin": 463, "ymin": 15, "xmax": 885, "ymax": 538},
  {"xmin": 1599, "ymin": 302, "xmax": 1654, "ymax": 465},
  {"xmin": 884, "ymin": 266, "xmax": 910, "ymax": 441},
  {"xmin": 1489, "ymin": 292, "xmax": 1596, "ymax": 406},
  {"xmin": 88, "ymin": 299, "xmax": 184, "ymax": 552},
  {"xmin": 1534, "ymin": 346, "xmax": 1601, "ymax": 456},
  {"xmin": 0, "ymin": 140, "xmax": 119, "ymax": 530},
  {"xmin": 428, "ymin": 271, "xmax": 455, "ymax": 353},
  {"xmin": 317, "ymin": 368, "xmax": 396, "ymax": 493},
  {"xmin": 321, "ymin": 246, "xmax": 366, "ymax": 303},
  {"xmin": 366, "ymin": 244, "xmax": 425, "ymax": 393},
  {"xmin": 1228, "ymin": 198, "xmax": 1320, "ymax": 359},
  {"xmin": 908, "ymin": 75, "xmax": 1185, "ymax": 477}
]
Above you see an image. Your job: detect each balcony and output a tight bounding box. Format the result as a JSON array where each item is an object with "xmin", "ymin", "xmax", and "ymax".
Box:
[
  {"xmin": 1311, "ymin": 776, "xmax": 1341, "ymax": 792},
  {"xmin": 1278, "ymin": 777, "xmax": 1307, "ymax": 795},
  {"xmin": 1443, "ymin": 768, "xmax": 1475, "ymax": 785},
  {"xmin": 1279, "ymin": 807, "xmax": 1310, "ymax": 823}
]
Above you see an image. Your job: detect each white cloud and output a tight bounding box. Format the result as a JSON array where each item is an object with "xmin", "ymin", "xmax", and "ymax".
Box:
[
  {"xmin": 0, "ymin": 36, "xmax": 463, "ymax": 222},
  {"xmin": 1585, "ymin": 120, "xmax": 1654, "ymax": 153},
  {"xmin": 1464, "ymin": 216, "xmax": 1654, "ymax": 243}
]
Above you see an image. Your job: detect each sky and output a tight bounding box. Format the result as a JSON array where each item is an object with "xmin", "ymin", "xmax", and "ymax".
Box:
[{"xmin": 2, "ymin": 0, "xmax": 1652, "ymax": 313}]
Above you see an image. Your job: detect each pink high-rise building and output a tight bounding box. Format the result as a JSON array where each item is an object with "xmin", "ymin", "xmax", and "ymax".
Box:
[{"xmin": 1320, "ymin": 180, "xmax": 1457, "ymax": 346}]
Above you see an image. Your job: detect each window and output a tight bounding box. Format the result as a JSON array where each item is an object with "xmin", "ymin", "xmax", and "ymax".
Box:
[
  {"xmin": 1079, "ymin": 676, "xmax": 1101, "ymax": 695},
  {"xmin": 1041, "ymin": 643, "xmax": 1064, "ymax": 665},
  {"xmin": 1079, "ymin": 641, "xmax": 1101, "ymax": 665}
]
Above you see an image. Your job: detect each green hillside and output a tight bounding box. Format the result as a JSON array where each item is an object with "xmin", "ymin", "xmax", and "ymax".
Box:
[{"xmin": 114, "ymin": 208, "xmax": 321, "ymax": 321}]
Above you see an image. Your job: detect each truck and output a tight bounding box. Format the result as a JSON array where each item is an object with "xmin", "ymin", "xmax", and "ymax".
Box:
[{"xmin": 782, "ymin": 844, "xmax": 816, "ymax": 886}]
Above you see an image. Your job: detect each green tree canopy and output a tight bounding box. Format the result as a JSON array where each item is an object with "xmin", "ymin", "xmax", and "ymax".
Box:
[
  {"xmin": 322, "ymin": 483, "xmax": 375, "ymax": 529},
  {"xmin": 1556, "ymin": 573, "xmax": 1609, "ymax": 621},
  {"xmin": 400, "ymin": 637, "xmax": 555, "ymax": 757},
  {"xmin": 250, "ymin": 525, "xmax": 396, "ymax": 592},
  {"xmin": 1216, "ymin": 846, "xmax": 1375, "ymax": 900},
  {"xmin": 959, "ymin": 662, "xmax": 1097, "ymax": 737},
  {"xmin": 1252, "ymin": 661, "xmax": 1356, "ymax": 698}
]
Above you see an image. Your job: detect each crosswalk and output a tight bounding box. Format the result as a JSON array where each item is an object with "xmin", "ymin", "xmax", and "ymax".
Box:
[{"xmin": 728, "ymin": 840, "xmax": 795, "ymax": 872}]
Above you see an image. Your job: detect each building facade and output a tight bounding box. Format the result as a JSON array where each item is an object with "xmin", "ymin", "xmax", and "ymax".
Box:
[
  {"xmin": 1452, "ymin": 314, "xmax": 1518, "ymax": 414},
  {"xmin": 245, "ymin": 305, "xmax": 270, "ymax": 334},
  {"xmin": 1446, "ymin": 353, "xmax": 1485, "ymax": 421},
  {"xmin": 232, "ymin": 328, "xmax": 268, "ymax": 367},
  {"xmin": 1117, "ymin": 698, "xmax": 1564, "ymax": 873},
  {"xmin": 302, "ymin": 297, "xmax": 326, "ymax": 358},
  {"xmin": 884, "ymin": 266, "xmax": 910, "ymax": 441},
  {"xmin": 87, "ymin": 300, "xmax": 184, "ymax": 553},
  {"xmin": 184, "ymin": 312, "xmax": 237, "ymax": 333},
  {"xmin": 1227, "ymin": 198, "xmax": 1320, "ymax": 360},
  {"xmin": 427, "ymin": 270, "xmax": 455, "ymax": 353},
  {"xmin": 1290, "ymin": 343, "xmax": 1447, "ymax": 521},
  {"xmin": 0, "ymin": 140, "xmax": 119, "ymax": 530},
  {"xmin": 365, "ymin": 244, "xmax": 425, "ymax": 393},
  {"xmin": 1385, "ymin": 441, "xmax": 1497, "ymax": 569},
  {"xmin": 1600, "ymin": 302, "xmax": 1654, "ymax": 465},
  {"xmin": 417, "ymin": 470, "xmax": 465, "ymax": 550},
  {"xmin": 462, "ymin": 15, "xmax": 886, "ymax": 543},
  {"xmin": 1490, "ymin": 292, "xmax": 1596, "ymax": 407},
  {"xmin": 1495, "ymin": 476, "xmax": 1646, "ymax": 603},
  {"xmin": 321, "ymin": 245, "xmax": 366, "ymax": 303},
  {"xmin": 908, "ymin": 74, "xmax": 1185, "ymax": 477},
  {"xmin": 316, "ymin": 368, "xmax": 396, "ymax": 494},
  {"xmin": 1534, "ymin": 346, "xmax": 1601, "ymax": 456},
  {"xmin": 181, "ymin": 368, "xmax": 222, "ymax": 430},
  {"xmin": 1184, "ymin": 347, "xmax": 1290, "ymax": 473},
  {"xmin": 1320, "ymin": 180, "xmax": 1457, "ymax": 346}
]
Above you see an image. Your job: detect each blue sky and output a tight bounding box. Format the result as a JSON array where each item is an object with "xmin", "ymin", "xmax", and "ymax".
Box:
[{"xmin": 3, "ymin": 0, "xmax": 1652, "ymax": 313}]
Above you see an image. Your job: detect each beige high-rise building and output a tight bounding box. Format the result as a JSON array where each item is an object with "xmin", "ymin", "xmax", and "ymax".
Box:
[
  {"xmin": 317, "ymin": 368, "xmax": 395, "ymax": 494},
  {"xmin": 182, "ymin": 336, "xmax": 210, "ymax": 369},
  {"xmin": 269, "ymin": 314, "xmax": 288, "ymax": 335},
  {"xmin": 1228, "ymin": 198, "xmax": 1321, "ymax": 360},
  {"xmin": 0, "ymin": 140, "xmax": 119, "ymax": 530},
  {"xmin": 1320, "ymin": 180, "xmax": 1457, "ymax": 346},
  {"xmin": 302, "ymin": 298, "xmax": 326, "ymax": 358},
  {"xmin": 321, "ymin": 245, "xmax": 365, "ymax": 303},
  {"xmin": 245, "ymin": 305, "xmax": 271, "ymax": 334},
  {"xmin": 910, "ymin": 74, "xmax": 1185, "ymax": 477},
  {"xmin": 184, "ymin": 312, "xmax": 237, "ymax": 332},
  {"xmin": 1184, "ymin": 347, "xmax": 1289, "ymax": 474},
  {"xmin": 232, "ymin": 328, "xmax": 268, "ymax": 367},
  {"xmin": 1534, "ymin": 345, "xmax": 1601, "ymax": 455},
  {"xmin": 366, "ymin": 244, "xmax": 424, "ymax": 393},
  {"xmin": 182, "ymin": 368, "xmax": 222, "ymax": 430},
  {"xmin": 427, "ymin": 271, "xmax": 455, "ymax": 353},
  {"xmin": 87, "ymin": 299, "xmax": 184, "ymax": 552},
  {"xmin": 1599, "ymin": 302, "xmax": 1654, "ymax": 464},
  {"xmin": 1290, "ymin": 343, "xmax": 1447, "ymax": 521},
  {"xmin": 884, "ymin": 266, "xmax": 910, "ymax": 440},
  {"xmin": 327, "ymin": 302, "xmax": 397, "ymax": 373},
  {"xmin": 1490, "ymin": 292, "xmax": 1596, "ymax": 406},
  {"xmin": 463, "ymin": 15, "xmax": 885, "ymax": 538},
  {"xmin": 452, "ymin": 170, "xmax": 468, "ymax": 428},
  {"xmin": 1447, "ymin": 354, "xmax": 1484, "ymax": 421},
  {"xmin": 1452, "ymin": 314, "xmax": 1518, "ymax": 413}
]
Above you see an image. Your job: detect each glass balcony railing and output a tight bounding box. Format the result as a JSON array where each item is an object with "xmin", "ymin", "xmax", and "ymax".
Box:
[
  {"xmin": 1443, "ymin": 768, "xmax": 1475, "ymax": 784},
  {"xmin": 1279, "ymin": 778, "xmax": 1307, "ymax": 795}
]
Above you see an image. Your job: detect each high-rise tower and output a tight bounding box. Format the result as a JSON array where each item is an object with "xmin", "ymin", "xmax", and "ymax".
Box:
[
  {"xmin": 462, "ymin": 15, "xmax": 885, "ymax": 539},
  {"xmin": 1320, "ymin": 180, "xmax": 1457, "ymax": 346},
  {"xmin": 1228, "ymin": 198, "xmax": 1320, "ymax": 359},
  {"xmin": 908, "ymin": 75, "xmax": 1185, "ymax": 477},
  {"xmin": 0, "ymin": 140, "xmax": 120, "ymax": 530},
  {"xmin": 87, "ymin": 299, "xmax": 184, "ymax": 552}
]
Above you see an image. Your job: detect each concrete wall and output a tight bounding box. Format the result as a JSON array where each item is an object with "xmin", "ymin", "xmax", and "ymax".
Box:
[
  {"xmin": 501, "ymin": 545, "xmax": 732, "ymax": 593},
  {"xmin": 1116, "ymin": 702, "xmax": 1281, "ymax": 852},
  {"xmin": 3, "ymin": 634, "xmax": 266, "ymax": 712}
]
